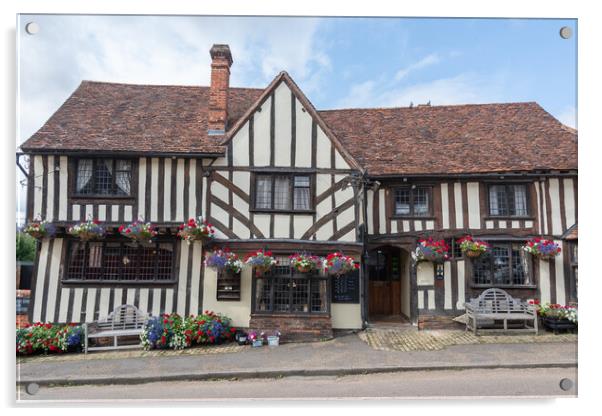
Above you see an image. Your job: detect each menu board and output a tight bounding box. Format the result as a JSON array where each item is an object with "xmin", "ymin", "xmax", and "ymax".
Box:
[{"xmin": 331, "ymin": 269, "xmax": 360, "ymax": 303}]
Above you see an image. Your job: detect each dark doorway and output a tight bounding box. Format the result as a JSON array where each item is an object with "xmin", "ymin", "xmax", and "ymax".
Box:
[{"xmin": 367, "ymin": 246, "xmax": 404, "ymax": 318}]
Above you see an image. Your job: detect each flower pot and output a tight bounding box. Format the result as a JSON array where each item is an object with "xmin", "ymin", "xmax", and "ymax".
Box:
[
  {"xmin": 267, "ymin": 336, "xmax": 280, "ymax": 347},
  {"xmin": 295, "ymin": 265, "xmax": 313, "ymax": 273},
  {"xmin": 251, "ymin": 339, "xmax": 263, "ymax": 348},
  {"xmin": 464, "ymin": 249, "xmax": 482, "ymax": 258},
  {"xmin": 236, "ymin": 335, "xmax": 248, "ymax": 345},
  {"xmin": 542, "ymin": 317, "xmax": 577, "ymax": 333},
  {"xmin": 27, "ymin": 230, "xmax": 46, "ymax": 239}
]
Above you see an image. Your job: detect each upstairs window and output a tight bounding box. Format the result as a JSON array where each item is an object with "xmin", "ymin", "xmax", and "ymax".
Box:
[
  {"xmin": 393, "ymin": 186, "xmax": 431, "ymax": 217},
  {"xmin": 488, "ymin": 184, "xmax": 529, "ymax": 217},
  {"xmin": 254, "ymin": 174, "xmax": 313, "ymax": 212},
  {"xmin": 75, "ymin": 159, "xmax": 133, "ymax": 196}
]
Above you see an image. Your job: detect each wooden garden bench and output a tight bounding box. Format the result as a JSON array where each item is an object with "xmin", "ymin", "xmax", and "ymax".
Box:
[
  {"xmin": 464, "ymin": 288, "xmax": 538, "ymax": 335},
  {"xmin": 84, "ymin": 304, "xmax": 147, "ymax": 353}
]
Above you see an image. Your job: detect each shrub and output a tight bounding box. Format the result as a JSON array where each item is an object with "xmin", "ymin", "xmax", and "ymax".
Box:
[
  {"xmin": 16, "ymin": 322, "xmax": 84, "ymax": 355},
  {"xmin": 141, "ymin": 311, "xmax": 236, "ymax": 351}
]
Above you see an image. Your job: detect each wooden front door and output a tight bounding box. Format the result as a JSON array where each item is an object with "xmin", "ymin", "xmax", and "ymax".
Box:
[{"xmin": 368, "ymin": 247, "xmax": 402, "ymax": 317}]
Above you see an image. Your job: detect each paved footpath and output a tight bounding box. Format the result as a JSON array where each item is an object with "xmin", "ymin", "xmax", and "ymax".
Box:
[{"xmin": 16, "ymin": 331, "xmax": 577, "ymax": 386}]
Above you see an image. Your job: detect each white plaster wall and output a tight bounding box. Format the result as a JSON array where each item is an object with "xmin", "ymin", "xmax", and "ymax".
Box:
[
  {"xmin": 274, "ymin": 83, "xmax": 292, "ymax": 167},
  {"xmin": 253, "ymin": 97, "xmax": 271, "ymax": 167},
  {"xmin": 417, "ymin": 262, "xmax": 434, "ymax": 286},
  {"xmin": 316, "ymin": 129, "xmax": 331, "ymax": 168},
  {"xmin": 202, "ymin": 266, "xmax": 252, "ymax": 328},
  {"xmin": 295, "ymin": 98, "xmax": 312, "ymax": 168},
  {"xmin": 331, "ymin": 304, "xmax": 362, "ymax": 329},
  {"xmin": 232, "ymin": 121, "xmax": 250, "ymax": 166}
]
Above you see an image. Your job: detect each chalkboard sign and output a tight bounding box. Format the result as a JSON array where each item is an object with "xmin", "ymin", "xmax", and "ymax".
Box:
[{"xmin": 332, "ymin": 269, "xmax": 360, "ymax": 303}]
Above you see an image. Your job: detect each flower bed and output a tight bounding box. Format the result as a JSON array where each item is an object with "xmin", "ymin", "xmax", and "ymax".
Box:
[
  {"xmin": 531, "ymin": 301, "xmax": 578, "ymax": 324},
  {"xmin": 522, "ymin": 238, "xmax": 561, "ymax": 259},
  {"xmin": 204, "ymin": 248, "xmax": 243, "ymax": 274},
  {"xmin": 68, "ymin": 219, "xmax": 105, "ymax": 241},
  {"xmin": 119, "ymin": 220, "xmax": 158, "ymax": 244},
  {"xmin": 23, "ymin": 218, "xmax": 55, "ymax": 239},
  {"xmin": 141, "ymin": 311, "xmax": 236, "ymax": 351},
  {"xmin": 177, "ymin": 217, "xmax": 215, "ymax": 244},
  {"xmin": 457, "ymin": 235, "xmax": 490, "ymax": 258},
  {"xmin": 412, "ymin": 238, "xmax": 450, "ymax": 263},
  {"xmin": 323, "ymin": 252, "xmax": 358, "ymax": 276},
  {"xmin": 289, "ymin": 253, "xmax": 322, "ymax": 273},
  {"xmin": 244, "ymin": 249, "xmax": 277, "ymax": 276},
  {"xmin": 16, "ymin": 322, "xmax": 84, "ymax": 355}
]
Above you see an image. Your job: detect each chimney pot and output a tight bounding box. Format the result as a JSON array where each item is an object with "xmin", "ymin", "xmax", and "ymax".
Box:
[{"xmin": 208, "ymin": 44, "xmax": 233, "ymax": 135}]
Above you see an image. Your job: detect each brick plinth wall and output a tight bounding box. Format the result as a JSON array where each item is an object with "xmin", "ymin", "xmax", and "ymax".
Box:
[
  {"xmin": 249, "ymin": 314, "xmax": 333, "ymax": 342},
  {"xmin": 417, "ymin": 314, "xmax": 465, "ymax": 330}
]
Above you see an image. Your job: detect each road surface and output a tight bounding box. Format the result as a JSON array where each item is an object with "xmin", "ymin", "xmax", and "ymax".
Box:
[{"xmin": 18, "ymin": 366, "xmax": 577, "ymax": 401}]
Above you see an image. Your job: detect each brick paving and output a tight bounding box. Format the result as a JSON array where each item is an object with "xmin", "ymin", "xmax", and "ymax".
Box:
[
  {"xmin": 17, "ymin": 343, "xmax": 245, "ymax": 364},
  {"xmin": 359, "ymin": 329, "xmax": 577, "ymax": 352}
]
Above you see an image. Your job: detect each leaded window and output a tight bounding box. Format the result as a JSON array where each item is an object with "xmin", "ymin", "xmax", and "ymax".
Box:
[
  {"xmin": 75, "ymin": 159, "xmax": 133, "ymax": 196},
  {"xmin": 64, "ymin": 240, "xmax": 175, "ymax": 283},
  {"xmin": 253, "ymin": 255, "xmax": 328, "ymax": 314},
  {"xmin": 473, "ymin": 242, "xmax": 531, "ymax": 286},
  {"xmin": 253, "ymin": 174, "xmax": 313, "ymax": 212},
  {"xmin": 393, "ymin": 186, "xmax": 431, "ymax": 216},
  {"xmin": 488, "ymin": 184, "xmax": 529, "ymax": 217}
]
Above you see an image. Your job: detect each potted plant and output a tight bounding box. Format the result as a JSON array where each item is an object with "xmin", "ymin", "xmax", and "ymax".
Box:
[
  {"xmin": 119, "ymin": 220, "xmax": 158, "ymax": 244},
  {"xmin": 204, "ymin": 248, "xmax": 243, "ymax": 274},
  {"xmin": 177, "ymin": 216, "xmax": 215, "ymax": 244},
  {"xmin": 289, "ymin": 253, "xmax": 322, "ymax": 273},
  {"xmin": 68, "ymin": 218, "xmax": 105, "ymax": 241},
  {"xmin": 457, "ymin": 235, "xmax": 490, "ymax": 258},
  {"xmin": 323, "ymin": 252, "xmax": 359, "ymax": 277},
  {"xmin": 244, "ymin": 249, "xmax": 277, "ymax": 276},
  {"xmin": 248, "ymin": 331, "xmax": 264, "ymax": 348},
  {"xmin": 235, "ymin": 330, "xmax": 248, "ymax": 345},
  {"xmin": 22, "ymin": 218, "xmax": 55, "ymax": 239},
  {"xmin": 522, "ymin": 238, "xmax": 561, "ymax": 260},
  {"xmin": 267, "ymin": 330, "xmax": 281, "ymax": 347},
  {"xmin": 411, "ymin": 237, "xmax": 450, "ymax": 263},
  {"xmin": 532, "ymin": 301, "xmax": 578, "ymax": 333}
]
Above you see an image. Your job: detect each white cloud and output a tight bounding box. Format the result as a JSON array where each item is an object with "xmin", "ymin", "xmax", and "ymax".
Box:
[
  {"xmin": 336, "ymin": 72, "xmax": 506, "ymax": 109},
  {"xmin": 17, "ymin": 15, "xmax": 329, "ymax": 144},
  {"xmin": 556, "ymin": 106, "xmax": 577, "ymax": 128},
  {"xmin": 394, "ymin": 53, "xmax": 440, "ymax": 82}
]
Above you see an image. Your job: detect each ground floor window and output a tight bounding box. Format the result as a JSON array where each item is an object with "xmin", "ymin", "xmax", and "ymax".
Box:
[
  {"xmin": 64, "ymin": 240, "xmax": 176, "ymax": 283},
  {"xmin": 253, "ymin": 255, "xmax": 329, "ymax": 314},
  {"xmin": 472, "ymin": 242, "xmax": 532, "ymax": 286}
]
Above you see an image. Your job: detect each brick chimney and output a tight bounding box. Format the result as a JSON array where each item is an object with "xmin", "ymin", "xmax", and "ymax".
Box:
[{"xmin": 208, "ymin": 44, "xmax": 233, "ymax": 135}]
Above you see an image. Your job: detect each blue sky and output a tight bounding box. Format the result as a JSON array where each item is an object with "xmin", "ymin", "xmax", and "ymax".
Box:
[{"xmin": 16, "ymin": 15, "xmax": 577, "ymax": 220}]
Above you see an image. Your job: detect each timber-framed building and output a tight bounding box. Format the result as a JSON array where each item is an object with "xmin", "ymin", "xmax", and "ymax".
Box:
[{"xmin": 19, "ymin": 44, "xmax": 578, "ymax": 337}]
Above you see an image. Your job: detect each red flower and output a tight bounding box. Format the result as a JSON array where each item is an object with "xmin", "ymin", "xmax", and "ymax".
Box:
[
  {"xmin": 163, "ymin": 319, "xmax": 168, "ymax": 324},
  {"xmin": 161, "ymin": 336, "xmax": 166, "ymax": 344},
  {"xmin": 230, "ymin": 327, "xmax": 236, "ymax": 333}
]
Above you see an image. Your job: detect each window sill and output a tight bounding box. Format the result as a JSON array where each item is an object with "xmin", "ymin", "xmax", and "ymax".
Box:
[
  {"xmin": 250, "ymin": 312, "xmax": 330, "ymax": 318},
  {"xmin": 390, "ymin": 215, "xmax": 435, "ymax": 220},
  {"xmin": 61, "ymin": 280, "xmax": 177, "ymax": 287},
  {"xmin": 69, "ymin": 195, "xmax": 136, "ymax": 202},
  {"xmin": 484, "ymin": 216, "xmax": 535, "ymax": 221},
  {"xmin": 249, "ymin": 209, "xmax": 316, "ymax": 215},
  {"xmin": 470, "ymin": 284, "xmax": 537, "ymax": 290}
]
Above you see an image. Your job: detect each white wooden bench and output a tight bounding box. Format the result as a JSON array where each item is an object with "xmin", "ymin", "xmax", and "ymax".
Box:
[
  {"xmin": 465, "ymin": 288, "xmax": 538, "ymax": 335},
  {"xmin": 84, "ymin": 304, "xmax": 147, "ymax": 353}
]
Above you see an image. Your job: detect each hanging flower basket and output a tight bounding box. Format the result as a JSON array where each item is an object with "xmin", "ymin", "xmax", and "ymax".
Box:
[
  {"xmin": 204, "ymin": 248, "xmax": 243, "ymax": 274},
  {"xmin": 323, "ymin": 252, "xmax": 358, "ymax": 277},
  {"xmin": 412, "ymin": 238, "xmax": 450, "ymax": 263},
  {"xmin": 244, "ymin": 249, "xmax": 277, "ymax": 276},
  {"xmin": 68, "ymin": 219, "xmax": 105, "ymax": 241},
  {"xmin": 177, "ymin": 217, "xmax": 215, "ymax": 244},
  {"xmin": 456, "ymin": 235, "xmax": 490, "ymax": 259},
  {"xmin": 522, "ymin": 237, "xmax": 561, "ymax": 260},
  {"xmin": 119, "ymin": 220, "xmax": 158, "ymax": 244},
  {"xmin": 289, "ymin": 253, "xmax": 322, "ymax": 273},
  {"xmin": 23, "ymin": 218, "xmax": 55, "ymax": 239}
]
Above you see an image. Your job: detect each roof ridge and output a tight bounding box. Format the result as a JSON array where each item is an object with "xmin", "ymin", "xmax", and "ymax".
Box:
[
  {"xmin": 318, "ymin": 101, "xmax": 539, "ymax": 113},
  {"xmin": 80, "ymin": 80, "xmax": 264, "ymax": 91}
]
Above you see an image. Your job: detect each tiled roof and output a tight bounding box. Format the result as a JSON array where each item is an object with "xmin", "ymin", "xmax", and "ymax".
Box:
[
  {"xmin": 318, "ymin": 103, "xmax": 577, "ymax": 175},
  {"xmin": 20, "ymin": 81, "xmax": 264, "ymax": 154}
]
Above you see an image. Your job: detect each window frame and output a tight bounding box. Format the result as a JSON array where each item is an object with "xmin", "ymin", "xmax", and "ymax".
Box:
[
  {"xmin": 251, "ymin": 253, "xmax": 330, "ymax": 316},
  {"xmin": 470, "ymin": 241, "xmax": 535, "ymax": 288},
  {"xmin": 250, "ymin": 172, "xmax": 315, "ymax": 214},
  {"xmin": 391, "ymin": 185, "xmax": 433, "ymax": 218},
  {"xmin": 69, "ymin": 157, "xmax": 137, "ymax": 200},
  {"xmin": 486, "ymin": 183, "xmax": 531, "ymax": 218},
  {"xmin": 62, "ymin": 238, "xmax": 177, "ymax": 286}
]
